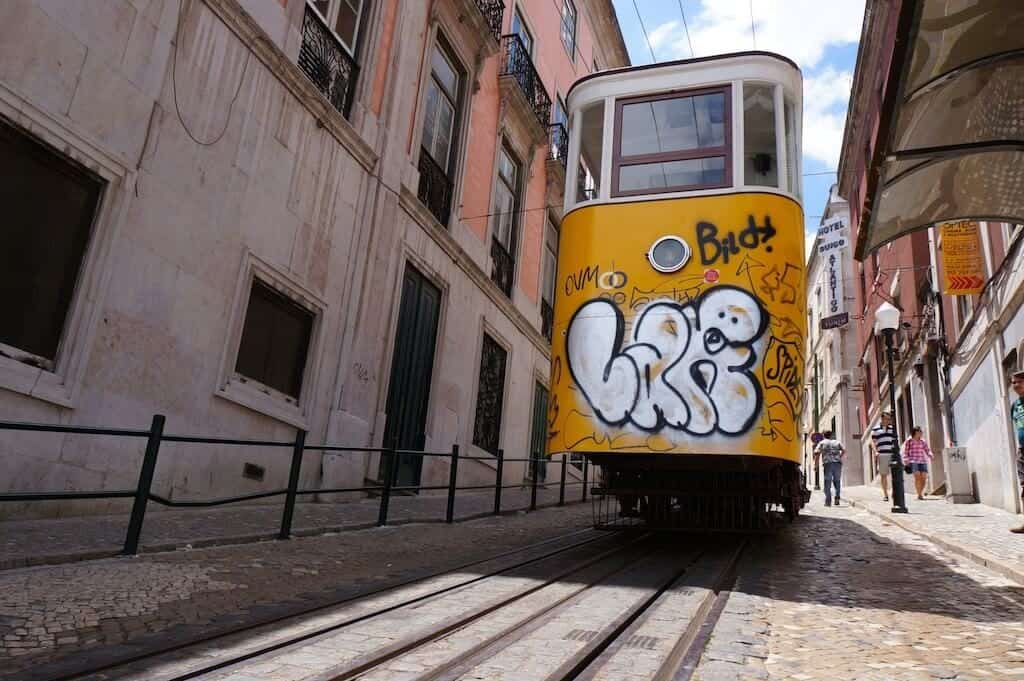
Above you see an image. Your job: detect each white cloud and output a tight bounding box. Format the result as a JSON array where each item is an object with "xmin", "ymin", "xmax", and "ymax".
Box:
[
  {"xmin": 647, "ymin": 20, "xmax": 679, "ymax": 51},
  {"xmin": 653, "ymin": 0, "xmax": 865, "ymax": 69},
  {"xmin": 803, "ymin": 67, "xmax": 854, "ymax": 166}
]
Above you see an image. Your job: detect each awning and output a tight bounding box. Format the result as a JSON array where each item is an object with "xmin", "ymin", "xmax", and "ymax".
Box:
[{"xmin": 857, "ymin": 0, "xmax": 1024, "ymax": 258}]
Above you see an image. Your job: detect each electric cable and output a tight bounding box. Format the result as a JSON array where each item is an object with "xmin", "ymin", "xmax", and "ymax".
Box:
[{"xmin": 676, "ymin": 0, "xmax": 696, "ymax": 57}]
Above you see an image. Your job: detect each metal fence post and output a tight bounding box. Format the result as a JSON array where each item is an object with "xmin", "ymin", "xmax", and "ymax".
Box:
[
  {"xmin": 530, "ymin": 455, "xmax": 539, "ymax": 511},
  {"xmin": 446, "ymin": 444, "xmax": 459, "ymax": 523},
  {"xmin": 581, "ymin": 459, "xmax": 588, "ymax": 502},
  {"xmin": 493, "ymin": 448, "xmax": 504, "ymax": 515},
  {"xmin": 278, "ymin": 429, "xmax": 306, "ymax": 539},
  {"xmin": 378, "ymin": 447, "xmax": 395, "ymax": 526},
  {"xmin": 559, "ymin": 455, "xmax": 567, "ymax": 506},
  {"xmin": 123, "ymin": 414, "xmax": 165, "ymax": 555}
]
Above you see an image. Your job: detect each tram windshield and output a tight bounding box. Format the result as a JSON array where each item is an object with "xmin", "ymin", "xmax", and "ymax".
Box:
[{"xmin": 576, "ymin": 101, "xmax": 603, "ymax": 202}]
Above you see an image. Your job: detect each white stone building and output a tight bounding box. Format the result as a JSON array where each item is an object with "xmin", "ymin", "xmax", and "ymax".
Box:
[{"xmin": 0, "ymin": 0, "xmax": 627, "ymax": 518}]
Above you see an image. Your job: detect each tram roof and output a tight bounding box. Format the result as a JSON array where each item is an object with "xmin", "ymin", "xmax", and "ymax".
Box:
[{"xmin": 566, "ymin": 51, "xmax": 801, "ymax": 103}]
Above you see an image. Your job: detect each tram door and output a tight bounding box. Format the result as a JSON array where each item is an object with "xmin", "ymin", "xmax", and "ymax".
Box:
[{"xmin": 381, "ymin": 265, "xmax": 441, "ymax": 489}]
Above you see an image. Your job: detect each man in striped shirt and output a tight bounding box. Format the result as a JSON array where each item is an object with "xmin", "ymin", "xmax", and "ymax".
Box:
[{"xmin": 869, "ymin": 411, "xmax": 898, "ymax": 502}]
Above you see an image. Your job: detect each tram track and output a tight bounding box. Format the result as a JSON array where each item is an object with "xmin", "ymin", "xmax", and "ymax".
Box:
[{"xmin": 70, "ymin": 532, "xmax": 747, "ymax": 681}]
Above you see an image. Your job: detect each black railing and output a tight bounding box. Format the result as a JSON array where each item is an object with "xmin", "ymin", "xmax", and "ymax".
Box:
[
  {"xmin": 491, "ymin": 237, "xmax": 515, "ymax": 297},
  {"xmin": 0, "ymin": 417, "xmax": 589, "ymax": 555},
  {"xmin": 500, "ymin": 34, "xmax": 552, "ymax": 129},
  {"xmin": 475, "ymin": 0, "xmax": 505, "ymax": 43},
  {"xmin": 541, "ymin": 298, "xmax": 554, "ymax": 341},
  {"xmin": 298, "ymin": 4, "xmax": 360, "ymax": 118},
  {"xmin": 548, "ymin": 123, "xmax": 568, "ymax": 169},
  {"xmin": 417, "ymin": 148, "xmax": 453, "ymax": 226}
]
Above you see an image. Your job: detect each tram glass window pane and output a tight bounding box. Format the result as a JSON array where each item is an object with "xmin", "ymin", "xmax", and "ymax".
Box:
[
  {"xmin": 743, "ymin": 83, "xmax": 778, "ymax": 188},
  {"xmin": 618, "ymin": 157, "xmax": 725, "ymax": 193},
  {"xmin": 576, "ymin": 101, "xmax": 604, "ymax": 202},
  {"xmin": 785, "ymin": 98, "xmax": 800, "ymax": 197},
  {"xmin": 620, "ymin": 93, "xmax": 725, "ymax": 156}
]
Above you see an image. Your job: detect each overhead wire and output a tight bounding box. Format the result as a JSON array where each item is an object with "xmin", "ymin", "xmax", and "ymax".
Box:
[
  {"xmin": 676, "ymin": 0, "xmax": 696, "ymax": 57},
  {"xmin": 748, "ymin": 0, "xmax": 758, "ymax": 49}
]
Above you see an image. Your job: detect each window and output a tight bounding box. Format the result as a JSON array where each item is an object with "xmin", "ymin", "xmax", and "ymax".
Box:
[
  {"xmin": 311, "ymin": 0, "xmax": 364, "ymax": 55},
  {"xmin": 472, "ymin": 333, "xmax": 508, "ymax": 455},
  {"xmin": 560, "ymin": 0, "xmax": 577, "ymax": 59},
  {"xmin": 235, "ymin": 280, "xmax": 315, "ymax": 400},
  {"xmin": 613, "ymin": 87, "xmax": 730, "ymax": 196},
  {"xmin": 511, "ymin": 8, "xmax": 533, "ymax": 55},
  {"xmin": 784, "ymin": 97, "xmax": 800, "ymax": 196},
  {"xmin": 493, "ymin": 144, "xmax": 521, "ymax": 251},
  {"xmin": 744, "ymin": 83, "xmax": 778, "ymax": 188},
  {"xmin": 422, "ymin": 42, "xmax": 461, "ymax": 170},
  {"xmin": 575, "ymin": 100, "xmax": 604, "ymax": 202},
  {"xmin": 542, "ymin": 218, "xmax": 558, "ymax": 305},
  {"xmin": 551, "ymin": 96, "xmax": 569, "ymax": 162},
  {"xmin": 0, "ymin": 121, "xmax": 102, "ymax": 367},
  {"xmin": 955, "ymin": 294, "xmax": 974, "ymax": 330}
]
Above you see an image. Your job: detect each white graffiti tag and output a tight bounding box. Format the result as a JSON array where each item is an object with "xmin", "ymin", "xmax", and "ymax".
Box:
[{"xmin": 565, "ymin": 286, "xmax": 768, "ymax": 436}]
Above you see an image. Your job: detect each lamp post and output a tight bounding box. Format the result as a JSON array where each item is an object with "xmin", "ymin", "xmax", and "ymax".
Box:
[{"xmin": 875, "ymin": 301, "xmax": 909, "ymax": 513}]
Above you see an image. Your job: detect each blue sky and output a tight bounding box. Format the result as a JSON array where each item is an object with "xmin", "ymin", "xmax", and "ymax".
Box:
[{"xmin": 609, "ymin": 0, "xmax": 865, "ymax": 248}]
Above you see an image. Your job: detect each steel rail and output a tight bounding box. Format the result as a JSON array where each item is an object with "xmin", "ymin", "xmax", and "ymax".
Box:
[{"xmin": 51, "ymin": 528, "xmax": 615, "ymax": 681}]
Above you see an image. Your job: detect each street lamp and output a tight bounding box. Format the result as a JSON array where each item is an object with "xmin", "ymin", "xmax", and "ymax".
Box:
[{"xmin": 875, "ymin": 301, "xmax": 909, "ymax": 513}]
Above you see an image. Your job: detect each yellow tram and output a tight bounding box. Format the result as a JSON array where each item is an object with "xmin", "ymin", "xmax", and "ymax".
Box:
[{"xmin": 550, "ymin": 52, "xmax": 808, "ymax": 530}]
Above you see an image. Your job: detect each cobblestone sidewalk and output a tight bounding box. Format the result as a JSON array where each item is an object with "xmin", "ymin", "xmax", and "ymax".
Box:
[
  {"xmin": 842, "ymin": 485, "xmax": 1024, "ymax": 584},
  {"xmin": 1, "ymin": 482, "xmax": 585, "ymax": 570},
  {"xmin": 0, "ymin": 502, "xmax": 595, "ymax": 680},
  {"xmin": 695, "ymin": 496, "xmax": 1024, "ymax": 680}
]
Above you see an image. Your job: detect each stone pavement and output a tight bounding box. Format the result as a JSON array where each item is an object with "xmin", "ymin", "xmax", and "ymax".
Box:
[
  {"xmin": 0, "ymin": 502, "xmax": 595, "ymax": 680},
  {"xmin": 695, "ymin": 496, "xmax": 1024, "ymax": 680},
  {"xmin": 842, "ymin": 485, "xmax": 1024, "ymax": 585},
  {"xmin": 0, "ymin": 481, "xmax": 585, "ymax": 570}
]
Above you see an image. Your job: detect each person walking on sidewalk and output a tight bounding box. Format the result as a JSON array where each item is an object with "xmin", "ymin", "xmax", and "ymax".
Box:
[
  {"xmin": 870, "ymin": 411, "xmax": 898, "ymax": 502},
  {"xmin": 1011, "ymin": 371, "xmax": 1024, "ymax": 534},
  {"xmin": 902, "ymin": 426, "xmax": 933, "ymax": 500},
  {"xmin": 814, "ymin": 430, "xmax": 845, "ymax": 506}
]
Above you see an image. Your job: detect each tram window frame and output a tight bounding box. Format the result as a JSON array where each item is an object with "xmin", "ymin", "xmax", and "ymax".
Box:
[{"xmin": 611, "ymin": 85, "xmax": 732, "ymax": 198}]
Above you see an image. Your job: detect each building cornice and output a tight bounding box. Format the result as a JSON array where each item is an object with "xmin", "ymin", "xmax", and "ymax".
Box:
[{"xmin": 584, "ymin": 0, "xmax": 631, "ymax": 68}]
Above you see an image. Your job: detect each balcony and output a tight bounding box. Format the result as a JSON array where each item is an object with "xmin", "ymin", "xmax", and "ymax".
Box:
[
  {"xmin": 490, "ymin": 237, "xmax": 514, "ymax": 297},
  {"xmin": 417, "ymin": 148, "xmax": 453, "ymax": 227},
  {"xmin": 541, "ymin": 298, "xmax": 554, "ymax": 342},
  {"xmin": 545, "ymin": 123, "xmax": 568, "ymax": 207},
  {"xmin": 499, "ymin": 35, "xmax": 552, "ymax": 146},
  {"xmin": 297, "ymin": 4, "xmax": 360, "ymax": 118}
]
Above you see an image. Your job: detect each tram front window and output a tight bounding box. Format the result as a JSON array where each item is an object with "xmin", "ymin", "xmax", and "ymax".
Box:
[
  {"xmin": 612, "ymin": 87, "xmax": 730, "ymax": 196},
  {"xmin": 743, "ymin": 83, "xmax": 779, "ymax": 188},
  {"xmin": 576, "ymin": 101, "xmax": 604, "ymax": 203}
]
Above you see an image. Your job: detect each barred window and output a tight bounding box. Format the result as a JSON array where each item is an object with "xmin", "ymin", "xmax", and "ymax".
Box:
[{"xmin": 472, "ymin": 334, "xmax": 508, "ymax": 455}]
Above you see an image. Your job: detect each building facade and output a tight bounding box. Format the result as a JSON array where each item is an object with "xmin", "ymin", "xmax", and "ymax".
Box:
[
  {"xmin": 0, "ymin": 0, "xmax": 628, "ymax": 518},
  {"xmin": 838, "ymin": 0, "xmax": 1024, "ymax": 511},
  {"xmin": 803, "ymin": 185, "xmax": 863, "ymax": 487}
]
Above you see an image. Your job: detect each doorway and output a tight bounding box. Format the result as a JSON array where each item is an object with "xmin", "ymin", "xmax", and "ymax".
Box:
[
  {"xmin": 381, "ymin": 265, "xmax": 442, "ymax": 489},
  {"xmin": 528, "ymin": 381, "xmax": 549, "ymax": 482}
]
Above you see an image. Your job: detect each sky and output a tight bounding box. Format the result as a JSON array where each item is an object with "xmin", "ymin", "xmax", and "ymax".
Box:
[{"xmin": 609, "ymin": 0, "xmax": 865, "ymax": 249}]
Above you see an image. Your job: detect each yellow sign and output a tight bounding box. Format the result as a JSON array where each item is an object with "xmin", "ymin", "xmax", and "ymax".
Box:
[{"xmin": 941, "ymin": 221, "xmax": 985, "ymax": 295}]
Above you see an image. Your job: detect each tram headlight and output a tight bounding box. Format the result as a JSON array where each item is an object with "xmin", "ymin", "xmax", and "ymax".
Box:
[{"xmin": 648, "ymin": 236, "xmax": 691, "ymax": 273}]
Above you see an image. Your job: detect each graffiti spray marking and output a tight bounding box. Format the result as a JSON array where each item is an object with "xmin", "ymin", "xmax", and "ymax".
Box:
[
  {"xmin": 697, "ymin": 215, "xmax": 777, "ymax": 266},
  {"xmin": 565, "ymin": 286, "xmax": 768, "ymax": 437},
  {"xmin": 564, "ymin": 265, "xmax": 600, "ymax": 295}
]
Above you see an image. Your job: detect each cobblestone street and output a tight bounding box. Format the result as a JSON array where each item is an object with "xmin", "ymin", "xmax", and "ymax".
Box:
[{"xmin": 5, "ymin": 489, "xmax": 1024, "ymax": 680}]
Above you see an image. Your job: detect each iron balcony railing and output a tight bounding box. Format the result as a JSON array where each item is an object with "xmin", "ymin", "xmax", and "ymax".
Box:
[
  {"xmin": 417, "ymin": 148, "xmax": 453, "ymax": 226},
  {"xmin": 548, "ymin": 123, "xmax": 568, "ymax": 169},
  {"xmin": 475, "ymin": 0, "xmax": 505, "ymax": 43},
  {"xmin": 0, "ymin": 416, "xmax": 589, "ymax": 557},
  {"xmin": 491, "ymin": 237, "xmax": 515, "ymax": 297},
  {"xmin": 500, "ymin": 34, "xmax": 552, "ymax": 129},
  {"xmin": 298, "ymin": 4, "xmax": 360, "ymax": 118},
  {"xmin": 541, "ymin": 298, "xmax": 554, "ymax": 341}
]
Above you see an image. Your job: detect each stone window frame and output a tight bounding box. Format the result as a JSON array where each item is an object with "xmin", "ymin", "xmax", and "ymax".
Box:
[
  {"xmin": 0, "ymin": 90, "xmax": 130, "ymax": 409},
  {"xmin": 215, "ymin": 251, "xmax": 327, "ymax": 429}
]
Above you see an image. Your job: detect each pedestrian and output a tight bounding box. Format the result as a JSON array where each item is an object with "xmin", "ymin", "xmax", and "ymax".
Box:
[
  {"xmin": 1010, "ymin": 371, "xmax": 1024, "ymax": 534},
  {"xmin": 869, "ymin": 411, "xmax": 898, "ymax": 502},
  {"xmin": 814, "ymin": 430, "xmax": 845, "ymax": 506},
  {"xmin": 901, "ymin": 426, "xmax": 933, "ymax": 500}
]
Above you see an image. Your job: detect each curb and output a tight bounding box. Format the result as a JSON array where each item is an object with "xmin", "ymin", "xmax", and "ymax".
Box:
[
  {"xmin": 0, "ymin": 497, "xmax": 586, "ymax": 572},
  {"xmin": 846, "ymin": 497, "xmax": 1024, "ymax": 586}
]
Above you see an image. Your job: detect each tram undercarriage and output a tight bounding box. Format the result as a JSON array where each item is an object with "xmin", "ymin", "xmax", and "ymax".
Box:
[{"xmin": 587, "ymin": 455, "xmax": 810, "ymax": 532}]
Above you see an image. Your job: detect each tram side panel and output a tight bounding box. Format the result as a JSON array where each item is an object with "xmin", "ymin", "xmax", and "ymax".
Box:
[{"xmin": 548, "ymin": 192, "xmax": 806, "ymax": 464}]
